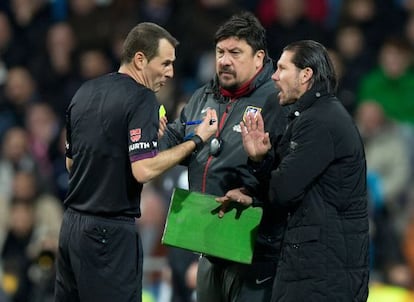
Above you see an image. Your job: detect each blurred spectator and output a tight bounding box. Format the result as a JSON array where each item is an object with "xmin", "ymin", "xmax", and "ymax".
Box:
[
  {"xmin": 0, "ymin": 127, "xmax": 36, "ymax": 201},
  {"xmin": 256, "ymin": 0, "xmax": 328, "ymax": 28},
  {"xmin": 138, "ymin": 183, "xmax": 168, "ymax": 294},
  {"xmin": 24, "ymin": 102, "xmax": 60, "ymax": 192},
  {"xmin": 8, "ymin": 0, "xmax": 52, "ymax": 61},
  {"xmin": 138, "ymin": 0, "xmax": 176, "ymax": 28},
  {"xmin": 138, "ymin": 183, "xmax": 167, "ymax": 259},
  {"xmin": 171, "ymin": 0, "xmax": 240, "ymax": 89},
  {"xmin": 0, "ymin": 67, "xmax": 40, "ymax": 133},
  {"xmin": 404, "ymin": 13, "xmax": 414, "ymax": 48},
  {"xmin": 358, "ymin": 37, "xmax": 414, "ymax": 125},
  {"xmin": 327, "ymin": 48, "xmax": 356, "ymax": 114},
  {"xmin": 10, "ymin": 170, "xmax": 63, "ymax": 260},
  {"xmin": 332, "ymin": 24, "xmax": 375, "ymax": 114},
  {"xmin": 29, "ymin": 22, "xmax": 80, "ymax": 119},
  {"xmin": 265, "ymin": 0, "xmax": 329, "ymax": 60},
  {"xmin": 356, "ymin": 102, "xmax": 411, "ymax": 212},
  {"xmin": 1, "ymin": 198, "xmax": 35, "ymax": 302},
  {"xmin": 403, "ymin": 202, "xmax": 414, "ymax": 292},
  {"xmin": 67, "ymin": 0, "xmax": 112, "ymax": 51},
  {"xmin": 338, "ymin": 0, "xmax": 392, "ymax": 52},
  {"xmin": 5, "ymin": 169, "xmax": 62, "ymax": 302},
  {"xmin": 78, "ymin": 48, "xmax": 113, "ymax": 80},
  {"xmin": 368, "ymin": 204, "xmax": 414, "ymax": 302},
  {"xmin": 355, "ymin": 101, "xmax": 412, "ymax": 283},
  {"xmin": 0, "ymin": 12, "xmax": 26, "ymax": 69},
  {"xmin": 108, "ymin": 0, "xmax": 140, "ymax": 27}
]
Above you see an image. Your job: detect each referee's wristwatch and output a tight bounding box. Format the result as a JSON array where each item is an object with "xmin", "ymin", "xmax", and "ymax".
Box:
[{"xmin": 190, "ymin": 134, "xmax": 204, "ymax": 152}]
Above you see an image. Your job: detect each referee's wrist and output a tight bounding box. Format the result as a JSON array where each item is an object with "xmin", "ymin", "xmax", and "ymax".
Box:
[{"xmin": 189, "ymin": 134, "xmax": 204, "ymax": 152}]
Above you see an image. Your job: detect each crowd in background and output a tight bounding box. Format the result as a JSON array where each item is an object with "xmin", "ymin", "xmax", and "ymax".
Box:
[{"xmin": 0, "ymin": 0, "xmax": 413, "ymax": 301}]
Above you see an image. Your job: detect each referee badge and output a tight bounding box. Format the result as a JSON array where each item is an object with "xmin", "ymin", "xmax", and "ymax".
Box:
[{"xmin": 243, "ymin": 106, "xmax": 262, "ymax": 123}]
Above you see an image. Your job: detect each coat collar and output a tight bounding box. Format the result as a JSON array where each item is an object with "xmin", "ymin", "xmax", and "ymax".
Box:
[{"xmin": 287, "ymin": 83, "xmax": 332, "ymax": 119}]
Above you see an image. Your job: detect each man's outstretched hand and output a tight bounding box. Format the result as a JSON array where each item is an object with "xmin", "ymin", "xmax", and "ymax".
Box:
[
  {"xmin": 215, "ymin": 187, "xmax": 252, "ymax": 218},
  {"xmin": 240, "ymin": 111, "xmax": 271, "ymax": 162}
]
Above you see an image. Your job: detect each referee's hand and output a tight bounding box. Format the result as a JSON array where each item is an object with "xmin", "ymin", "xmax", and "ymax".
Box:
[
  {"xmin": 195, "ymin": 108, "xmax": 218, "ymax": 142},
  {"xmin": 158, "ymin": 116, "xmax": 168, "ymax": 139}
]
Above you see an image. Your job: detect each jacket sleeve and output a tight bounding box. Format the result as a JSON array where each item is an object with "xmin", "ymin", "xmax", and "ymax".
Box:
[{"xmin": 269, "ymin": 116, "xmax": 335, "ymax": 207}]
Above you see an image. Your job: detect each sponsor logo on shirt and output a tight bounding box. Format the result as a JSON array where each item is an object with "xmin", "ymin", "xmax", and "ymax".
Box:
[
  {"xmin": 128, "ymin": 141, "xmax": 158, "ymax": 152},
  {"xmin": 130, "ymin": 128, "xmax": 141, "ymax": 142}
]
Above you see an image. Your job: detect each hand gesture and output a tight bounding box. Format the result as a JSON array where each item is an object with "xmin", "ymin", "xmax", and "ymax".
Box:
[
  {"xmin": 215, "ymin": 187, "xmax": 252, "ymax": 218},
  {"xmin": 240, "ymin": 111, "xmax": 271, "ymax": 162},
  {"xmin": 195, "ymin": 108, "xmax": 218, "ymax": 142}
]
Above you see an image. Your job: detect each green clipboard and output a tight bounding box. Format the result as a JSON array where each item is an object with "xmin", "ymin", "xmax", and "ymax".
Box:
[{"xmin": 161, "ymin": 188, "xmax": 263, "ymax": 264}]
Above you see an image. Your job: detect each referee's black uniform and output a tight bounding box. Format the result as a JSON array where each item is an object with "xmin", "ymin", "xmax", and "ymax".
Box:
[{"xmin": 55, "ymin": 72, "xmax": 160, "ymax": 302}]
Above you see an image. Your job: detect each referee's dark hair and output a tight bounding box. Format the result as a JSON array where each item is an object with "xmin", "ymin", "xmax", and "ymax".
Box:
[{"xmin": 121, "ymin": 22, "xmax": 179, "ymax": 64}]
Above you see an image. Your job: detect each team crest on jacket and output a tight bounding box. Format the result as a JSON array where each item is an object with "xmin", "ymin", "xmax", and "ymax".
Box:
[
  {"xmin": 130, "ymin": 128, "xmax": 141, "ymax": 142},
  {"xmin": 243, "ymin": 106, "xmax": 262, "ymax": 123}
]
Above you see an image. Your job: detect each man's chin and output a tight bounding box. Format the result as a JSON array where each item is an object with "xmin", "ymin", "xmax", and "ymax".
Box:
[{"xmin": 219, "ymin": 80, "xmax": 237, "ymax": 90}]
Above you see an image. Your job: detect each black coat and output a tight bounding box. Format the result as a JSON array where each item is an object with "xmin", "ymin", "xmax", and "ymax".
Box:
[{"xmin": 260, "ymin": 84, "xmax": 370, "ymax": 301}]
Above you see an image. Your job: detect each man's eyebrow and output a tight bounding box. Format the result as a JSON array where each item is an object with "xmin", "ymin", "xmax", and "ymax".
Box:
[{"xmin": 216, "ymin": 46, "xmax": 242, "ymax": 52}]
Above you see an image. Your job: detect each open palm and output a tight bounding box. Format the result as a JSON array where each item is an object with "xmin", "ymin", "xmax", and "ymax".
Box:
[{"xmin": 240, "ymin": 112, "xmax": 271, "ymax": 162}]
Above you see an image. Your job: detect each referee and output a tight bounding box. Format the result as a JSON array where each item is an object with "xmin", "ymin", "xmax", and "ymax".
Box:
[{"xmin": 54, "ymin": 22, "xmax": 217, "ymax": 302}]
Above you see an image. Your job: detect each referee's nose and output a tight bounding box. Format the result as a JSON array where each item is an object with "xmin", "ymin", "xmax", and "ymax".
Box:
[{"xmin": 165, "ymin": 64, "xmax": 174, "ymax": 79}]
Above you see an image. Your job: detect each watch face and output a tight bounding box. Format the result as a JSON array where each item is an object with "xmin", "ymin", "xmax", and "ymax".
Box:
[{"xmin": 209, "ymin": 137, "xmax": 223, "ymax": 156}]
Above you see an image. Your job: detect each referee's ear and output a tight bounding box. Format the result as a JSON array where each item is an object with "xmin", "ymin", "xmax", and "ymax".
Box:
[{"xmin": 133, "ymin": 51, "xmax": 147, "ymax": 70}]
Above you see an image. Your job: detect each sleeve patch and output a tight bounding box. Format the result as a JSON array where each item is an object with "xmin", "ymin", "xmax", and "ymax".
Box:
[{"xmin": 130, "ymin": 128, "xmax": 141, "ymax": 142}]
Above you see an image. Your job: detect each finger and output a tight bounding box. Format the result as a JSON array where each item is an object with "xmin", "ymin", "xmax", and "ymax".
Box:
[
  {"xmin": 263, "ymin": 132, "xmax": 271, "ymax": 146},
  {"xmin": 245, "ymin": 113, "xmax": 254, "ymax": 132},
  {"xmin": 256, "ymin": 111, "xmax": 265, "ymax": 132},
  {"xmin": 240, "ymin": 121, "xmax": 246, "ymax": 131},
  {"xmin": 218, "ymin": 200, "xmax": 230, "ymax": 218},
  {"xmin": 240, "ymin": 121, "xmax": 248, "ymax": 137},
  {"xmin": 248, "ymin": 112, "xmax": 258, "ymax": 131},
  {"xmin": 215, "ymin": 196, "xmax": 228, "ymax": 203}
]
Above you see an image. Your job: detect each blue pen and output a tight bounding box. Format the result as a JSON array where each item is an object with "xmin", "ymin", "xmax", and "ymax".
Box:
[
  {"xmin": 183, "ymin": 119, "xmax": 216, "ymax": 126},
  {"xmin": 183, "ymin": 120, "xmax": 202, "ymax": 126}
]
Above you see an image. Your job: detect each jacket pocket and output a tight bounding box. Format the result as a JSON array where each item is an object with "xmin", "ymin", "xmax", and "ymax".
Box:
[
  {"xmin": 280, "ymin": 225, "xmax": 326, "ymax": 280},
  {"xmin": 284, "ymin": 225, "xmax": 320, "ymax": 244}
]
